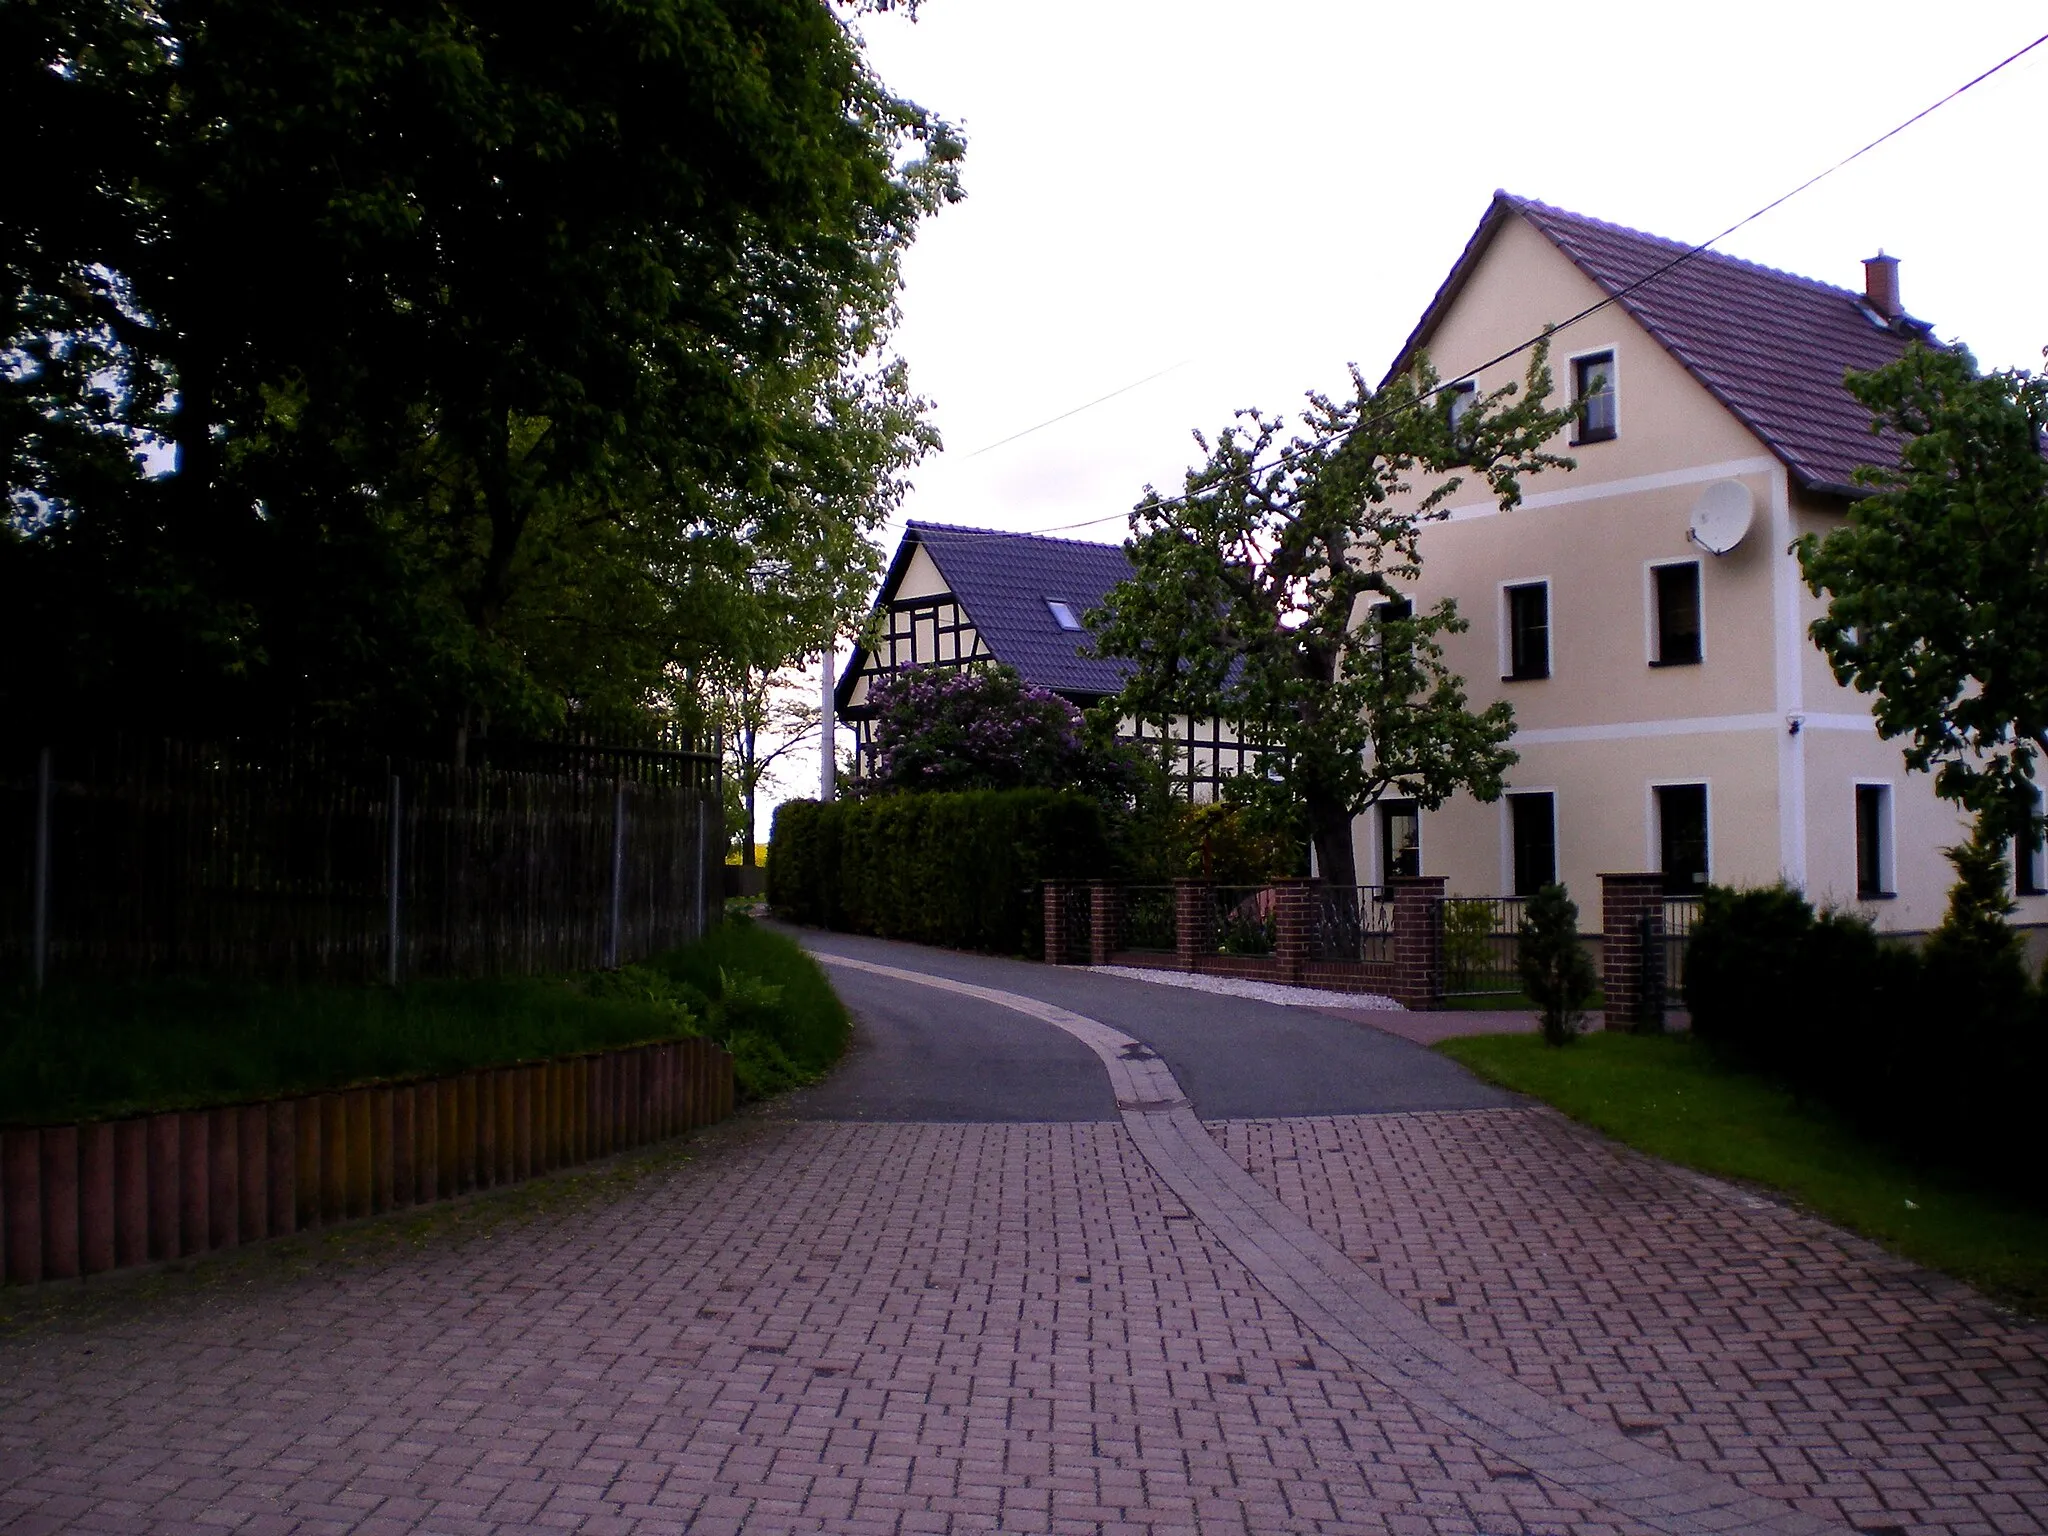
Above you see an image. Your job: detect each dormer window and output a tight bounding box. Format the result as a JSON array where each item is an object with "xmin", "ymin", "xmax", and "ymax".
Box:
[
  {"xmin": 1572, "ymin": 351, "xmax": 1617, "ymax": 443},
  {"xmin": 1046, "ymin": 599, "xmax": 1084, "ymax": 631}
]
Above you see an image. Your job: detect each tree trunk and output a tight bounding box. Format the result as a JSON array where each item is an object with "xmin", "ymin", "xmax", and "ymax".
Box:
[{"xmin": 1307, "ymin": 791, "xmax": 1357, "ymax": 888}]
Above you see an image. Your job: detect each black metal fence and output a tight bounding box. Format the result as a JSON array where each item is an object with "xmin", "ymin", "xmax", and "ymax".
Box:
[
  {"xmin": 1212, "ymin": 885, "xmax": 1277, "ymax": 956},
  {"xmin": 1062, "ymin": 884, "xmax": 1094, "ymax": 960},
  {"xmin": 1639, "ymin": 895, "xmax": 1702, "ymax": 1017},
  {"xmin": 1310, "ymin": 885, "xmax": 1394, "ymax": 964},
  {"xmin": 3, "ymin": 738, "xmax": 724, "ymax": 986},
  {"xmin": 1439, "ymin": 895, "xmax": 1529, "ymax": 997},
  {"xmin": 1119, "ymin": 886, "xmax": 1177, "ymax": 953}
]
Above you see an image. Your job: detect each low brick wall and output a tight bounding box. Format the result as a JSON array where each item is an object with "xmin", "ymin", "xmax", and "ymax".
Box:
[
  {"xmin": 1105, "ymin": 952, "xmax": 1398, "ymax": 996},
  {"xmin": 0, "ymin": 1036, "xmax": 733, "ymax": 1286}
]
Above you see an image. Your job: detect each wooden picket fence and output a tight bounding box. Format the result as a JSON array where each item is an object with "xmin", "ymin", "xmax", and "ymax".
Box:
[
  {"xmin": 0, "ymin": 1035, "xmax": 733, "ymax": 1285},
  {"xmin": 2, "ymin": 737, "xmax": 724, "ymax": 985}
]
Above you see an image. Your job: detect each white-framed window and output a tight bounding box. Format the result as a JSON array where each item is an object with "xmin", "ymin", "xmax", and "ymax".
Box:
[
  {"xmin": 1446, "ymin": 377, "xmax": 1479, "ymax": 437},
  {"xmin": 1501, "ymin": 579, "xmax": 1550, "ymax": 681},
  {"xmin": 1647, "ymin": 559, "xmax": 1703, "ymax": 667},
  {"xmin": 1651, "ymin": 780, "xmax": 1709, "ymax": 895},
  {"xmin": 1507, "ymin": 790, "xmax": 1557, "ymax": 896},
  {"xmin": 2019, "ymin": 786, "xmax": 2045, "ymax": 896},
  {"xmin": 1854, "ymin": 781, "xmax": 1895, "ymax": 899},
  {"xmin": 1570, "ymin": 349, "xmax": 1617, "ymax": 443},
  {"xmin": 1380, "ymin": 800, "xmax": 1420, "ymax": 880}
]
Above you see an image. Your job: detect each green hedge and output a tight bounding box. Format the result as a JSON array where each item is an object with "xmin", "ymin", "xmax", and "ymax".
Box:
[
  {"xmin": 769, "ymin": 789, "xmax": 1112, "ymax": 955},
  {"xmin": 1685, "ymin": 883, "xmax": 2043, "ymax": 1189}
]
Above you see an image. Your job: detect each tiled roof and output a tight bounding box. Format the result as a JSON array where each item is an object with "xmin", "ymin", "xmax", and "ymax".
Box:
[
  {"xmin": 1395, "ymin": 192, "xmax": 1940, "ymax": 495},
  {"xmin": 851, "ymin": 522, "xmax": 1137, "ymax": 704}
]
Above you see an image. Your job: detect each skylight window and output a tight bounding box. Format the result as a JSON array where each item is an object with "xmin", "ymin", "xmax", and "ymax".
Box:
[{"xmin": 1046, "ymin": 599, "xmax": 1084, "ymax": 631}]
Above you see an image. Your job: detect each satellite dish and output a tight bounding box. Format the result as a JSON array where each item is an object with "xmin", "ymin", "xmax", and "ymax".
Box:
[{"xmin": 1688, "ymin": 480, "xmax": 1754, "ymax": 556}]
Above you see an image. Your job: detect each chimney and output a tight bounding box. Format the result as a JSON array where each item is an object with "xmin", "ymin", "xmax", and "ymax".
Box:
[{"xmin": 1863, "ymin": 251, "xmax": 1901, "ymax": 321}]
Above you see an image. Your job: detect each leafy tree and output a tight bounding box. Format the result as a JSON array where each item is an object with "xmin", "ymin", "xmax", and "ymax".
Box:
[
  {"xmin": 1798, "ymin": 345, "xmax": 2048, "ymax": 841},
  {"xmin": 1091, "ymin": 353, "xmax": 1574, "ymax": 885},
  {"xmin": 1118, "ymin": 795, "xmax": 1305, "ymax": 885},
  {"xmin": 2, "ymin": 0, "xmax": 958, "ymax": 749},
  {"xmin": 1517, "ymin": 883, "xmax": 1595, "ymax": 1046},
  {"xmin": 719, "ymin": 672, "xmax": 821, "ymax": 867},
  {"xmin": 1921, "ymin": 828, "xmax": 2029, "ymax": 991}
]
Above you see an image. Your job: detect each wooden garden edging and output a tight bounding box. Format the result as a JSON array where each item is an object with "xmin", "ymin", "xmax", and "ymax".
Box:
[{"xmin": 0, "ymin": 1036, "xmax": 733, "ymax": 1286}]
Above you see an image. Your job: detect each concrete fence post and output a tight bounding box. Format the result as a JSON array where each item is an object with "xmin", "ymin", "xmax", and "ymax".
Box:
[
  {"xmin": 1173, "ymin": 880, "xmax": 1213, "ymax": 972},
  {"xmin": 1390, "ymin": 875, "xmax": 1448, "ymax": 1010},
  {"xmin": 1600, "ymin": 873, "xmax": 1667, "ymax": 1030}
]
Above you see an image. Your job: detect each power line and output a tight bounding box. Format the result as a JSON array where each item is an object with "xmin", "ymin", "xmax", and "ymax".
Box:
[
  {"xmin": 1021, "ymin": 28, "xmax": 2048, "ymax": 538},
  {"xmin": 962, "ymin": 360, "xmax": 1191, "ymax": 458}
]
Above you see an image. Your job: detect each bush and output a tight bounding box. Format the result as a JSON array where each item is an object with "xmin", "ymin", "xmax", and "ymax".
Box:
[
  {"xmin": 768, "ymin": 789, "xmax": 1112, "ymax": 955},
  {"xmin": 1684, "ymin": 874, "xmax": 2042, "ymax": 1192},
  {"xmin": 861, "ymin": 663, "xmax": 1144, "ymax": 802},
  {"xmin": 1441, "ymin": 899, "xmax": 1497, "ymax": 990},
  {"xmin": 1517, "ymin": 884, "xmax": 1595, "ymax": 1046},
  {"xmin": 1116, "ymin": 796, "xmax": 1305, "ymax": 884},
  {"xmin": 651, "ymin": 916, "xmax": 850, "ymax": 1100}
]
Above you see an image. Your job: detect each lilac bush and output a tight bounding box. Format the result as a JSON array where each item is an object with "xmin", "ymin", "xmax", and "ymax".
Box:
[{"xmin": 865, "ymin": 664, "xmax": 1092, "ymax": 793}]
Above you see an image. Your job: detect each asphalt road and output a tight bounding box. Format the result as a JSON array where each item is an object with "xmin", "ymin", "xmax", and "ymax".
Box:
[{"xmin": 780, "ymin": 927, "xmax": 1518, "ymax": 1123}]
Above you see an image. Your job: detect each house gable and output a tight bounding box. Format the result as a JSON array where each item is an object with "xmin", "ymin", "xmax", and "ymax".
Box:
[
  {"xmin": 837, "ymin": 523, "xmax": 1136, "ymax": 716},
  {"xmin": 894, "ymin": 543, "xmax": 950, "ymax": 601},
  {"xmin": 1396, "ymin": 192, "xmax": 1932, "ymax": 496},
  {"xmin": 1394, "ymin": 206, "xmax": 1774, "ymax": 494}
]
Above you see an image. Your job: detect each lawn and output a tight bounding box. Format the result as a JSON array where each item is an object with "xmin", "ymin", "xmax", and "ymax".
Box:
[
  {"xmin": 0, "ymin": 917, "xmax": 847, "ymax": 1126},
  {"xmin": 1438, "ymin": 1030, "xmax": 2048, "ymax": 1314}
]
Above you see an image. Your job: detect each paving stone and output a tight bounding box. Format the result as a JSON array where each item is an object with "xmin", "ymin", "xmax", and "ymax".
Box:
[
  {"xmin": 1216, "ymin": 1111, "xmax": 2048, "ymax": 1536},
  {"xmin": 4, "ymin": 956, "xmax": 2046, "ymax": 1533}
]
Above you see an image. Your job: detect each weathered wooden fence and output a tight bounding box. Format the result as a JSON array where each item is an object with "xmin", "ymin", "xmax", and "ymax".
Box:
[
  {"xmin": 2, "ymin": 738, "xmax": 724, "ymax": 985},
  {"xmin": 0, "ymin": 1035, "xmax": 734, "ymax": 1285}
]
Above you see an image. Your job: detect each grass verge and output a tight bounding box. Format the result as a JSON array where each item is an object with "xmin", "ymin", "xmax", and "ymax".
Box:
[
  {"xmin": 1438, "ymin": 1030, "xmax": 2048, "ymax": 1314},
  {"xmin": 0, "ymin": 916, "xmax": 847, "ymax": 1125}
]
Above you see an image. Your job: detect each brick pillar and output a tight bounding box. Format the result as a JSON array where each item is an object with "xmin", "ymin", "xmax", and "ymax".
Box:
[
  {"xmin": 1273, "ymin": 877, "xmax": 1319, "ymax": 985},
  {"xmin": 1601, "ymin": 873, "xmax": 1666, "ymax": 1030},
  {"xmin": 1043, "ymin": 882, "xmax": 1073, "ymax": 965},
  {"xmin": 1088, "ymin": 882, "xmax": 1123, "ymax": 966},
  {"xmin": 1174, "ymin": 880, "xmax": 1214, "ymax": 971},
  {"xmin": 1390, "ymin": 875, "xmax": 1447, "ymax": 1009}
]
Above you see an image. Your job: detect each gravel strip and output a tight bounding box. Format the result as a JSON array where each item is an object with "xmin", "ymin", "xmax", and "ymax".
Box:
[{"xmin": 1087, "ymin": 965, "xmax": 1405, "ymax": 1011}]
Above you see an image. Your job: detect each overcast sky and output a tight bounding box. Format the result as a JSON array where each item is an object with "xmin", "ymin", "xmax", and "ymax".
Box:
[{"xmin": 761, "ymin": 1, "xmax": 2048, "ymax": 827}]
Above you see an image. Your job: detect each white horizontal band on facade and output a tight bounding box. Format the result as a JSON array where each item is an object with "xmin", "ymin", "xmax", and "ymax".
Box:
[
  {"xmin": 1441, "ymin": 455, "xmax": 1781, "ymax": 523},
  {"xmin": 1515, "ymin": 711, "xmax": 1876, "ymax": 746}
]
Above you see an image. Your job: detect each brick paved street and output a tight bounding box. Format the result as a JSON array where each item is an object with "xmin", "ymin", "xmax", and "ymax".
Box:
[
  {"xmin": 1219, "ymin": 1113, "xmax": 2048, "ymax": 1535},
  {"xmin": 1, "ymin": 943, "xmax": 2044, "ymax": 1534}
]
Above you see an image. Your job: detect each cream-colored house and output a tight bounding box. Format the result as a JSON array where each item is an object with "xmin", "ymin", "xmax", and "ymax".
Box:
[{"xmin": 1362, "ymin": 192, "xmax": 2010, "ymax": 932}]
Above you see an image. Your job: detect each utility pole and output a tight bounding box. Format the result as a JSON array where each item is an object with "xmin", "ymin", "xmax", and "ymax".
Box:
[{"xmin": 819, "ymin": 649, "xmax": 836, "ymax": 802}]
